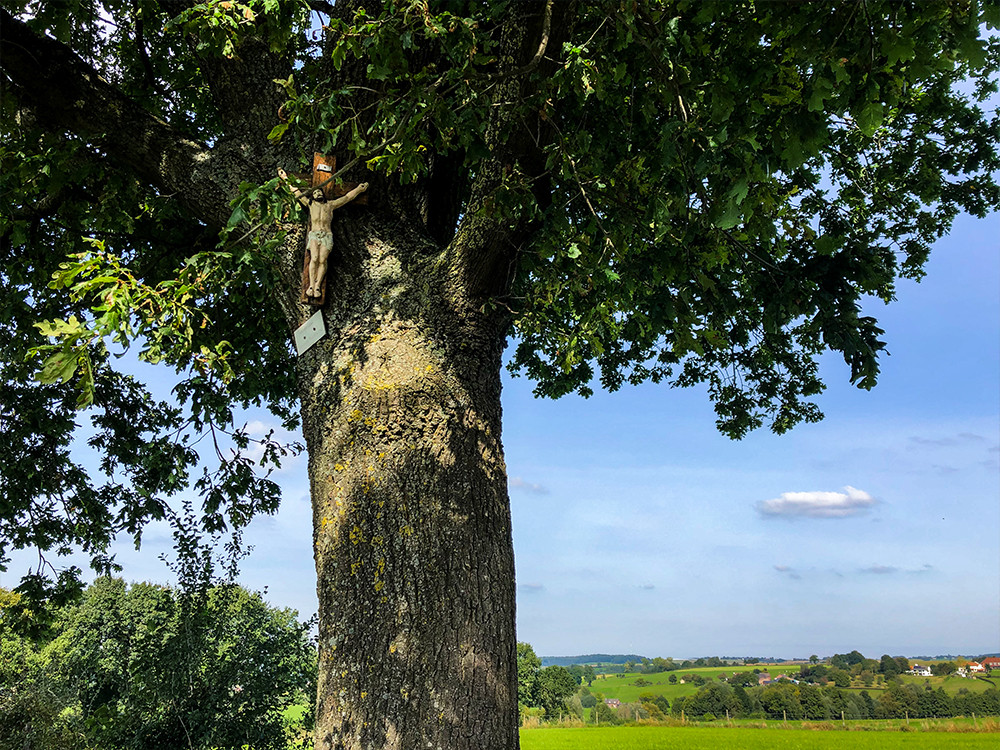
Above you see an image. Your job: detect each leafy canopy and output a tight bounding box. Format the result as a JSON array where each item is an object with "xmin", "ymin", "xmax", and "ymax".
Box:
[
  {"xmin": 0, "ymin": 577, "xmax": 315, "ymax": 750},
  {"xmin": 1, "ymin": 0, "xmax": 998, "ymax": 599}
]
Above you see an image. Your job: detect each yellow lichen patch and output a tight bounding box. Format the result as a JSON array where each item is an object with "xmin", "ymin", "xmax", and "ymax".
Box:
[
  {"xmin": 399, "ymin": 525, "xmax": 414, "ymax": 536},
  {"xmin": 351, "ymin": 560, "xmax": 364, "ymax": 576},
  {"xmin": 349, "ymin": 525, "xmax": 365, "ymax": 544},
  {"xmin": 362, "ymin": 374, "xmax": 398, "ymax": 392}
]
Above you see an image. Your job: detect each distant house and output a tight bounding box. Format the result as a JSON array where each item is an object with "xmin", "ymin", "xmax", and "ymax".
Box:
[
  {"xmin": 981, "ymin": 657, "xmax": 1000, "ymax": 670},
  {"xmin": 908, "ymin": 665, "xmax": 932, "ymax": 677},
  {"xmin": 771, "ymin": 674, "xmax": 798, "ymax": 684},
  {"xmin": 604, "ymin": 699, "xmax": 621, "ymax": 708},
  {"xmin": 967, "ymin": 662, "xmax": 985, "ymax": 673},
  {"xmin": 757, "ymin": 673, "xmax": 771, "ymax": 685}
]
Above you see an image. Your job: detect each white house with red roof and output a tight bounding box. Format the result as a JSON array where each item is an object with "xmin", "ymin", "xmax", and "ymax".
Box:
[
  {"xmin": 967, "ymin": 661, "xmax": 985, "ymax": 673},
  {"xmin": 981, "ymin": 657, "xmax": 1000, "ymax": 670}
]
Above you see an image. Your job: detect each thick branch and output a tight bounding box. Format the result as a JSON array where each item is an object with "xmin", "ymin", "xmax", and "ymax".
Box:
[
  {"xmin": 450, "ymin": 1, "xmax": 575, "ymax": 300},
  {"xmin": 0, "ymin": 9, "xmax": 240, "ymax": 229}
]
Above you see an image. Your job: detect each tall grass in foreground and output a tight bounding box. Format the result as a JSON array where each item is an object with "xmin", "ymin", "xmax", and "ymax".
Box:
[{"xmin": 519, "ymin": 723, "xmax": 1000, "ymax": 750}]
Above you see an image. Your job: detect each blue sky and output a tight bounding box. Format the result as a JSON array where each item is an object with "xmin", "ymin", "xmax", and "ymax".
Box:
[
  {"xmin": 3, "ymin": 214, "xmax": 997, "ymax": 661},
  {"xmin": 502, "ymin": 212, "xmax": 999, "ymax": 659}
]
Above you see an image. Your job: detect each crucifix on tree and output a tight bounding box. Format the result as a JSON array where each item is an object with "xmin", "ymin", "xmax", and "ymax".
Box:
[{"xmin": 278, "ymin": 153, "xmax": 368, "ymax": 306}]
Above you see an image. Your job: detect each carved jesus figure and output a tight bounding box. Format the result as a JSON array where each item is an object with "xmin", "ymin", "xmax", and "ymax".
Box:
[{"xmin": 278, "ymin": 167, "xmax": 368, "ymax": 300}]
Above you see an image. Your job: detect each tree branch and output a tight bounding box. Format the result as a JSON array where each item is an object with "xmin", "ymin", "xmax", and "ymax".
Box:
[
  {"xmin": 449, "ymin": 1, "xmax": 575, "ymax": 300},
  {"xmin": 0, "ymin": 9, "xmax": 241, "ymax": 230}
]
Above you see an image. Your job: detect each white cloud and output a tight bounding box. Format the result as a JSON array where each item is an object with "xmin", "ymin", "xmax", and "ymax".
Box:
[
  {"xmin": 755, "ymin": 486, "xmax": 876, "ymax": 519},
  {"xmin": 243, "ymin": 419, "xmax": 272, "ymax": 436},
  {"xmin": 773, "ymin": 565, "xmax": 802, "ymax": 580},
  {"xmin": 509, "ymin": 476, "xmax": 549, "ymax": 495},
  {"xmin": 860, "ymin": 564, "xmax": 897, "ymax": 575}
]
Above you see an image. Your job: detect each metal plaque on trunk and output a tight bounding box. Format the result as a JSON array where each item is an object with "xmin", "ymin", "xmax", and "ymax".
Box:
[{"xmin": 294, "ymin": 309, "xmax": 326, "ymax": 355}]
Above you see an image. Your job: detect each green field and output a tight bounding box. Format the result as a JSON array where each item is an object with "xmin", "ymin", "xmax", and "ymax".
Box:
[
  {"xmin": 898, "ymin": 675, "xmax": 996, "ymax": 695},
  {"xmin": 519, "ymin": 725, "xmax": 1000, "ymax": 749},
  {"xmin": 588, "ymin": 667, "xmax": 740, "ymax": 703},
  {"xmin": 584, "ymin": 668, "xmax": 997, "ymax": 705}
]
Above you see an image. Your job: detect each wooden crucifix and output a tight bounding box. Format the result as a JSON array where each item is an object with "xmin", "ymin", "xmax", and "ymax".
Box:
[{"xmin": 278, "ymin": 153, "xmax": 368, "ymax": 307}]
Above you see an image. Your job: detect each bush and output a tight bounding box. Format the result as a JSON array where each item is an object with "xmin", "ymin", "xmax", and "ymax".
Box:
[
  {"xmin": 1, "ymin": 579, "xmax": 315, "ymax": 750},
  {"xmin": 590, "ymin": 702, "xmax": 621, "ymax": 725}
]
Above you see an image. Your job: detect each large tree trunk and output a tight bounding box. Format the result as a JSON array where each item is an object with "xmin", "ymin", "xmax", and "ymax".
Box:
[{"xmin": 290, "ymin": 216, "xmax": 517, "ymax": 750}]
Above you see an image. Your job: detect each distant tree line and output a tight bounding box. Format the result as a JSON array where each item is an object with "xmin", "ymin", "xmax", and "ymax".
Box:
[
  {"xmin": 675, "ymin": 679, "xmax": 1000, "ymax": 721},
  {"xmin": 540, "ymin": 654, "xmax": 644, "ymax": 668},
  {"xmin": 609, "ymin": 656, "xmax": 736, "ymax": 675}
]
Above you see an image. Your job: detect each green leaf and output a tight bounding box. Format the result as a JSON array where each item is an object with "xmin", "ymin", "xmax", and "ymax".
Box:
[
  {"xmin": 226, "ymin": 204, "xmax": 248, "ymax": 230},
  {"xmin": 267, "ymin": 123, "xmax": 289, "ymax": 142},
  {"xmin": 854, "ymin": 100, "xmax": 884, "ymax": 137},
  {"xmin": 984, "ymin": 4, "xmax": 1000, "ymax": 30},
  {"xmin": 807, "ymin": 78, "xmax": 834, "ymax": 112},
  {"xmin": 37, "ymin": 350, "xmax": 79, "ymax": 384}
]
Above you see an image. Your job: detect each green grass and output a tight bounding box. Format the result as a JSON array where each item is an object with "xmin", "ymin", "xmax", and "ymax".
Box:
[
  {"xmin": 586, "ymin": 668, "xmax": 998, "ymax": 703},
  {"xmin": 897, "ymin": 675, "xmax": 996, "ymax": 695},
  {"xmin": 588, "ymin": 667, "xmax": 756, "ymax": 703},
  {"xmin": 519, "ymin": 724, "xmax": 1000, "ymax": 750}
]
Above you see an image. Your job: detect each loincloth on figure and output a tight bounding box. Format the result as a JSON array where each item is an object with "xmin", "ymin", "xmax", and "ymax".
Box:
[{"xmin": 308, "ymin": 230, "xmax": 334, "ymax": 252}]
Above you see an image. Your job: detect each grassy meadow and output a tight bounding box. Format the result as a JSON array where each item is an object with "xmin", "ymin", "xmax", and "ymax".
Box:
[
  {"xmin": 583, "ymin": 666, "xmax": 997, "ymax": 705},
  {"xmin": 520, "ymin": 723, "xmax": 1000, "ymax": 750},
  {"xmin": 585, "ymin": 666, "xmax": 739, "ymax": 703},
  {"xmin": 897, "ymin": 674, "xmax": 996, "ymax": 695}
]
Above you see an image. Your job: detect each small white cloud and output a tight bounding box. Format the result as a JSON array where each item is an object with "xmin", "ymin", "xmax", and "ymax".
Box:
[
  {"xmin": 756, "ymin": 486, "xmax": 876, "ymax": 519},
  {"xmin": 519, "ymin": 582, "xmax": 545, "ymax": 593},
  {"xmin": 773, "ymin": 565, "xmax": 801, "ymax": 580},
  {"xmin": 910, "ymin": 433, "xmax": 985, "ymax": 448},
  {"xmin": 639, "ymin": 584, "xmax": 655, "ymax": 590},
  {"xmin": 860, "ymin": 564, "xmax": 897, "ymax": 575},
  {"xmin": 509, "ymin": 476, "xmax": 549, "ymax": 495},
  {"xmin": 932, "ymin": 464, "xmax": 960, "ymax": 475},
  {"xmin": 243, "ymin": 419, "xmax": 272, "ymax": 436}
]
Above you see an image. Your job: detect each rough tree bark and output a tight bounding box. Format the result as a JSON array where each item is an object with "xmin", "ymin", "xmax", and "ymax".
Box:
[
  {"xmin": 288, "ymin": 215, "xmax": 517, "ymax": 749},
  {"xmin": 0, "ymin": 3, "xmax": 569, "ymax": 747}
]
